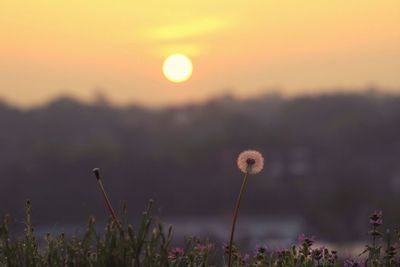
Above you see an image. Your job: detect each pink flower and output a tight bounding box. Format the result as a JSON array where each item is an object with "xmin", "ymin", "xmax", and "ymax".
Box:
[
  {"xmin": 168, "ymin": 247, "xmax": 184, "ymax": 260},
  {"xmin": 237, "ymin": 150, "xmax": 264, "ymax": 174}
]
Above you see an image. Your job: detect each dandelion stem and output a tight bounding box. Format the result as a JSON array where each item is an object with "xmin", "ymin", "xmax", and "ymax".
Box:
[
  {"xmin": 228, "ymin": 171, "xmax": 250, "ymax": 267},
  {"xmin": 92, "ymin": 168, "xmax": 122, "ymax": 231}
]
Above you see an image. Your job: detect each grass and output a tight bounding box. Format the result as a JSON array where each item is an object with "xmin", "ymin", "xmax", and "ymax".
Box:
[
  {"xmin": 0, "ymin": 200, "xmax": 212, "ymax": 267},
  {"xmin": 0, "ymin": 201, "xmax": 399, "ymax": 266}
]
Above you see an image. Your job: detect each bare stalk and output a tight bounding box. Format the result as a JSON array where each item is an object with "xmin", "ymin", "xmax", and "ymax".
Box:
[
  {"xmin": 228, "ymin": 171, "xmax": 250, "ymax": 267},
  {"xmin": 92, "ymin": 168, "xmax": 122, "ymax": 231}
]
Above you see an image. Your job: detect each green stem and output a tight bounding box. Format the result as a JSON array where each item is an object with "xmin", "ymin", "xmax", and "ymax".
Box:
[
  {"xmin": 228, "ymin": 171, "xmax": 249, "ymax": 267},
  {"xmin": 372, "ymin": 225, "xmax": 376, "ymax": 260}
]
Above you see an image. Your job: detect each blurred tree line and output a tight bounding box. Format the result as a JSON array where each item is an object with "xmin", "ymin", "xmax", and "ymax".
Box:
[{"xmin": 1, "ymin": 90, "xmax": 400, "ymax": 242}]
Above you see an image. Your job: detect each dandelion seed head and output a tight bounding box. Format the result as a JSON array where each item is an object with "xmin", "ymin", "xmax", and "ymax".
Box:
[{"xmin": 237, "ymin": 150, "xmax": 264, "ymax": 174}]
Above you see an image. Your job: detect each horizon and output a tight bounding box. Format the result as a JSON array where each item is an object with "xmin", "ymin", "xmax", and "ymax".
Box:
[{"xmin": 0, "ymin": 85, "xmax": 398, "ymax": 110}]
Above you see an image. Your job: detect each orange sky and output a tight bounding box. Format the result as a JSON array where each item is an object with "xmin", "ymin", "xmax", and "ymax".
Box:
[{"xmin": 0, "ymin": 0, "xmax": 399, "ymax": 108}]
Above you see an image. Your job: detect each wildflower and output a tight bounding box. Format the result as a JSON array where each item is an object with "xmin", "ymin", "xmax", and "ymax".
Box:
[
  {"xmin": 224, "ymin": 243, "xmax": 237, "ymax": 255},
  {"xmin": 237, "ymin": 150, "xmax": 264, "ymax": 174},
  {"xmin": 369, "ymin": 210, "xmax": 383, "ymax": 227},
  {"xmin": 254, "ymin": 245, "xmax": 268, "ymax": 260},
  {"xmin": 312, "ymin": 248, "xmax": 323, "ymax": 261},
  {"xmin": 344, "ymin": 258, "xmax": 365, "ymax": 267},
  {"xmin": 385, "ymin": 244, "xmax": 397, "ymax": 259},
  {"xmin": 223, "ymin": 244, "xmax": 229, "ymax": 254},
  {"xmin": 298, "ymin": 233, "xmax": 314, "ymax": 247},
  {"xmin": 168, "ymin": 247, "xmax": 184, "ymax": 261},
  {"xmin": 254, "ymin": 245, "xmax": 268, "ymax": 255}
]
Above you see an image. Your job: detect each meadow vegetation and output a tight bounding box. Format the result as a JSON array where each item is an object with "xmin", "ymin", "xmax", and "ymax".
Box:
[{"xmin": 0, "ymin": 200, "xmax": 399, "ymax": 266}]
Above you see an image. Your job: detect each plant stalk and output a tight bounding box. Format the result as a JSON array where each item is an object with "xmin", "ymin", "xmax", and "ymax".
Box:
[
  {"xmin": 228, "ymin": 171, "xmax": 249, "ymax": 267},
  {"xmin": 93, "ymin": 168, "xmax": 122, "ymax": 231}
]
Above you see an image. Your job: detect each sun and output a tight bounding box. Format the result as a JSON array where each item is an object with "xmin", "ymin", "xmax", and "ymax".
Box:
[{"xmin": 162, "ymin": 54, "xmax": 193, "ymax": 83}]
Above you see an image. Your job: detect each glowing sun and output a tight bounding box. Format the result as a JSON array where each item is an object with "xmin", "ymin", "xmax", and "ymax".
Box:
[{"xmin": 162, "ymin": 53, "xmax": 193, "ymax": 83}]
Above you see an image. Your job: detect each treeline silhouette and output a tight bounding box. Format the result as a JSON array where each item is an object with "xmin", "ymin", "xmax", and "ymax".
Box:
[{"xmin": 1, "ymin": 91, "xmax": 400, "ymax": 241}]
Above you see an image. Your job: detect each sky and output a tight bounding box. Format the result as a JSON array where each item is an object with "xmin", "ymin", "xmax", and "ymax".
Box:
[{"xmin": 0, "ymin": 0, "xmax": 399, "ymax": 108}]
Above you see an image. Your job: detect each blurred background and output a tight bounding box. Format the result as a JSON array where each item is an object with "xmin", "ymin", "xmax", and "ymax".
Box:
[{"xmin": 1, "ymin": 0, "xmax": 400, "ymax": 254}]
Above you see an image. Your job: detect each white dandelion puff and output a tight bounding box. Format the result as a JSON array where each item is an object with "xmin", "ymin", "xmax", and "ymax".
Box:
[{"xmin": 237, "ymin": 150, "xmax": 264, "ymax": 174}]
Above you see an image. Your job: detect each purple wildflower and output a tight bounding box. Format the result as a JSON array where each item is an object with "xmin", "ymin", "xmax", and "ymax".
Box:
[
  {"xmin": 312, "ymin": 248, "xmax": 323, "ymax": 261},
  {"xmin": 344, "ymin": 258, "xmax": 365, "ymax": 267},
  {"xmin": 254, "ymin": 244, "xmax": 268, "ymax": 255},
  {"xmin": 298, "ymin": 233, "xmax": 315, "ymax": 246},
  {"xmin": 369, "ymin": 210, "xmax": 383, "ymax": 227}
]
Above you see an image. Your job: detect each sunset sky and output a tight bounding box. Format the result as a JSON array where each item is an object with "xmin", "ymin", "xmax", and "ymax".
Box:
[{"xmin": 1, "ymin": 1, "xmax": 399, "ymax": 108}]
